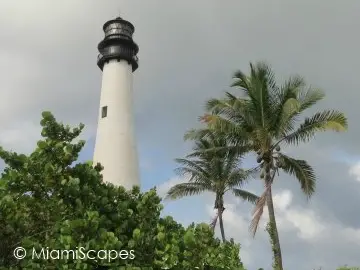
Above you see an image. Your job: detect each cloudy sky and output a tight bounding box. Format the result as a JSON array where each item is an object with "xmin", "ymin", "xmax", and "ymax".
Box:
[{"xmin": 1, "ymin": 0, "xmax": 360, "ymax": 269}]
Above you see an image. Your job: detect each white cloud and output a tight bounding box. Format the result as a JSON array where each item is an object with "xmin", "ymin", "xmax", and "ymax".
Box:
[
  {"xmin": 156, "ymin": 176, "xmax": 187, "ymax": 198},
  {"xmin": 265, "ymin": 190, "xmax": 325, "ymax": 241},
  {"xmin": 273, "ymin": 189, "xmax": 293, "ymax": 211},
  {"xmin": 285, "ymin": 209, "xmax": 326, "ymax": 240},
  {"xmin": 204, "ymin": 188, "xmax": 360, "ymax": 268},
  {"xmin": 349, "ymin": 162, "xmax": 360, "ymax": 182},
  {"xmin": 207, "ymin": 190, "xmax": 297, "ymax": 238}
]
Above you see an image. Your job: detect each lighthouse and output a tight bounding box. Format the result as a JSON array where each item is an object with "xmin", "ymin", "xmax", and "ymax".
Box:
[{"xmin": 93, "ymin": 16, "xmax": 140, "ymax": 189}]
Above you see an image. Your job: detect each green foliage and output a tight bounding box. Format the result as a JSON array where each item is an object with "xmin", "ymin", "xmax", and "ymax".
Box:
[
  {"xmin": 0, "ymin": 112, "xmax": 245, "ymax": 269},
  {"xmin": 265, "ymin": 222, "xmax": 278, "ymax": 270}
]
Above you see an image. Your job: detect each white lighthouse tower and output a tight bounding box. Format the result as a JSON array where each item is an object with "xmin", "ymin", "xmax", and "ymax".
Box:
[{"xmin": 93, "ymin": 16, "xmax": 140, "ymax": 190}]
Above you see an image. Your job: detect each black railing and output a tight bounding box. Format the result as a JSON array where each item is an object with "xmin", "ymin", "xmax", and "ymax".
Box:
[
  {"xmin": 97, "ymin": 54, "xmax": 138, "ymax": 63},
  {"xmin": 97, "ymin": 53, "xmax": 138, "ymax": 72}
]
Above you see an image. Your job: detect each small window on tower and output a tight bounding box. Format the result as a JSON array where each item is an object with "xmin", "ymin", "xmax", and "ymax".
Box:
[{"xmin": 102, "ymin": 106, "xmax": 108, "ymax": 118}]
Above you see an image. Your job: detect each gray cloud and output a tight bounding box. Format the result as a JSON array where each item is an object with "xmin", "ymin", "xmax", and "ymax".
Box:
[{"xmin": 1, "ymin": 0, "xmax": 360, "ymax": 269}]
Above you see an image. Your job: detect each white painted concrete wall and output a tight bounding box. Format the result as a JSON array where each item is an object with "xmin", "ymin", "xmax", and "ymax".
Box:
[{"xmin": 93, "ymin": 59, "xmax": 140, "ymax": 190}]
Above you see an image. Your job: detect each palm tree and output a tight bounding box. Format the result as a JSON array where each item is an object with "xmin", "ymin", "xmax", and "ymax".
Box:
[
  {"xmin": 186, "ymin": 62, "xmax": 348, "ymax": 269},
  {"xmin": 165, "ymin": 131, "xmax": 258, "ymax": 243}
]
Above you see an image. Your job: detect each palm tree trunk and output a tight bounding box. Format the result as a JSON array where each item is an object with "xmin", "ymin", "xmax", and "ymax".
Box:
[
  {"xmin": 218, "ymin": 206, "xmax": 226, "ymax": 242},
  {"xmin": 266, "ymin": 186, "xmax": 283, "ymax": 270}
]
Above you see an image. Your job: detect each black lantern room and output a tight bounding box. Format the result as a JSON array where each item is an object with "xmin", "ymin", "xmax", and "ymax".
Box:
[{"xmin": 97, "ymin": 17, "xmax": 139, "ymax": 72}]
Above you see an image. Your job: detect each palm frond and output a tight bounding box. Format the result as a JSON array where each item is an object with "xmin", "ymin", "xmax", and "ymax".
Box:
[
  {"xmin": 272, "ymin": 75, "xmax": 305, "ymax": 134},
  {"xmin": 272, "ymin": 75, "xmax": 301, "ymax": 114},
  {"xmin": 275, "ymin": 87, "xmax": 325, "ymax": 136},
  {"xmin": 206, "ymin": 97, "xmax": 243, "ymax": 116},
  {"xmin": 206, "ymin": 97, "xmax": 251, "ymax": 127},
  {"xmin": 226, "ymin": 169, "xmax": 250, "ymax": 188},
  {"xmin": 249, "ymin": 188, "xmax": 268, "ymax": 237},
  {"xmin": 298, "ymin": 88, "xmax": 325, "ymax": 112},
  {"xmin": 173, "ymin": 167, "xmax": 210, "ymax": 184},
  {"xmin": 184, "ymin": 128, "xmax": 214, "ymax": 141},
  {"xmin": 232, "ymin": 188, "xmax": 259, "ymax": 204},
  {"xmin": 276, "ymin": 98, "xmax": 300, "ymax": 133},
  {"xmin": 251, "ymin": 62, "xmax": 277, "ymax": 128},
  {"xmin": 165, "ymin": 182, "xmax": 210, "ymax": 200},
  {"xmin": 283, "ymin": 110, "xmax": 348, "ymax": 145},
  {"xmin": 231, "ymin": 70, "xmax": 251, "ymax": 96},
  {"xmin": 278, "ymin": 153, "xmax": 316, "ymax": 198},
  {"xmin": 245, "ymin": 165, "xmax": 262, "ymax": 178},
  {"xmin": 249, "ymin": 168, "xmax": 275, "ymax": 237},
  {"xmin": 174, "ymin": 158, "xmax": 209, "ymax": 177},
  {"xmin": 187, "ymin": 144, "xmax": 250, "ymax": 162},
  {"xmin": 201, "ymin": 114, "xmax": 250, "ymax": 144},
  {"xmin": 279, "ymin": 75, "xmax": 306, "ymax": 99},
  {"xmin": 184, "ymin": 129, "xmax": 249, "ymax": 161}
]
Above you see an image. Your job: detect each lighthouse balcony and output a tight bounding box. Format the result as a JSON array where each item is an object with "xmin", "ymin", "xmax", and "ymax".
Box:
[{"xmin": 97, "ymin": 53, "xmax": 138, "ymax": 72}]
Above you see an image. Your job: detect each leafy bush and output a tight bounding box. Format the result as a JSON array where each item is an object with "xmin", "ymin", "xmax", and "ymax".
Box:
[{"xmin": 0, "ymin": 112, "xmax": 245, "ymax": 269}]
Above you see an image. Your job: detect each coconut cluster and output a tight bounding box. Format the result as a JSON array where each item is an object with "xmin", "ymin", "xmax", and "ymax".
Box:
[{"xmin": 256, "ymin": 145, "xmax": 283, "ymax": 182}]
